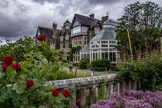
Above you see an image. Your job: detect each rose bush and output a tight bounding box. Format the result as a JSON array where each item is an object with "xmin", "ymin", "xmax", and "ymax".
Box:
[
  {"xmin": 52, "ymin": 89, "xmax": 59, "ymax": 97},
  {"xmin": 0, "ymin": 37, "xmax": 60, "ymax": 63},
  {"xmin": 26, "ymin": 80, "xmax": 34, "ymax": 89},
  {"xmin": 2, "ymin": 64, "xmax": 8, "ymax": 72},
  {"xmin": 11, "ymin": 63, "xmax": 21, "ymax": 71},
  {"xmin": 37, "ymin": 35, "xmax": 45, "ymax": 41},
  {"xmin": 3, "ymin": 56, "xmax": 13, "ymax": 65},
  {"xmin": 63, "ymin": 90, "xmax": 70, "ymax": 97},
  {"xmin": 0, "ymin": 53, "xmax": 73, "ymax": 107},
  {"xmin": 76, "ymin": 99, "xmax": 81, "ymax": 105}
]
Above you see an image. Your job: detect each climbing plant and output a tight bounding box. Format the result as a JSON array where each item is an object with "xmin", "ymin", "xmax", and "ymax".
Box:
[{"xmin": 69, "ymin": 46, "xmax": 81, "ymax": 61}]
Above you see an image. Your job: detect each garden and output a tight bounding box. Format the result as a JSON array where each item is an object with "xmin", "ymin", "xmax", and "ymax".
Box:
[{"xmin": 0, "ymin": 1, "xmax": 162, "ymax": 108}]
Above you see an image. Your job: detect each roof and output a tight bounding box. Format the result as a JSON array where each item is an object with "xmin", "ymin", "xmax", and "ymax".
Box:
[
  {"xmin": 37, "ymin": 26, "xmax": 53, "ymax": 38},
  {"xmin": 37, "ymin": 26, "xmax": 61, "ymax": 38},
  {"xmin": 72, "ymin": 14, "xmax": 103, "ymax": 28},
  {"xmin": 80, "ymin": 44, "xmax": 90, "ymax": 52},
  {"xmin": 91, "ymin": 28, "xmax": 116, "ymax": 41},
  {"xmin": 64, "ymin": 19, "xmax": 70, "ymax": 24},
  {"xmin": 103, "ymin": 20, "xmax": 118, "ymax": 26},
  {"xmin": 59, "ymin": 29, "xmax": 71, "ymax": 36}
]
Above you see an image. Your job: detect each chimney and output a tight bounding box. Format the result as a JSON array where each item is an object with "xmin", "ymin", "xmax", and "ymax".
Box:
[
  {"xmin": 63, "ymin": 25, "xmax": 66, "ymax": 31},
  {"xmin": 53, "ymin": 23, "xmax": 57, "ymax": 38},
  {"xmin": 102, "ymin": 16, "xmax": 108, "ymax": 22},
  {"xmin": 89, "ymin": 14, "xmax": 95, "ymax": 19}
]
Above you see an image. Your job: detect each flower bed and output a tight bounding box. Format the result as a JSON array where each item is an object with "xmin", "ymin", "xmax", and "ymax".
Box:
[{"xmin": 91, "ymin": 90, "xmax": 162, "ymax": 108}]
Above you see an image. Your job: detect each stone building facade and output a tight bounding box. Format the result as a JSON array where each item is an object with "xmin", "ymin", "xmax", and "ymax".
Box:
[
  {"xmin": 70, "ymin": 14, "xmax": 108, "ymax": 63},
  {"xmin": 36, "ymin": 13, "xmax": 109, "ymax": 62},
  {"xmin": 36, "ymin": 20, "xmax": 71, "ymax": 60}
]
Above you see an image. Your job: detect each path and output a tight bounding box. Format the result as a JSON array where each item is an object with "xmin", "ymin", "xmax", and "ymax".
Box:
[{"xmin": 63, "ymin": 67, "xmax": 115, "ymax": 76}]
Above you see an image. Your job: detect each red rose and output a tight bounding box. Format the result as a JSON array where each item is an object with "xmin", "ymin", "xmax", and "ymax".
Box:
[
  {"xmin": 26, "ymin": 80, "xmax": 34, "ymax": 88},
  {"xmin": 58, "ymin": 57, "xmax": 62, "ymax": 60},
  {"xmin": 63, "ymin": 90, "xmax": 70, "ymax": 97},
  {"xmin": 52, "ymin": 89, "xmax": 59, "ymax": 97},
  {"xmin": 76, "ymin": 99, "xmax": 81, "ymax": 105},
  {"xmin": 11, "ymin": 63, "xmax": 21, "ymax": 71},
  {"xmin": 2, "ymin": 64, "xmax": 8, "ymax": 72},
  {"xmin": 3, "ymin": 56, "xmax": 14, "ymax": 65},
  {"xmin": 37, "ymin": 35, "xmax": 45, "ymax": 41}
]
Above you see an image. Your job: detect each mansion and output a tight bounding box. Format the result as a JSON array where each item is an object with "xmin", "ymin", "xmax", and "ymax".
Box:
[{"xmin": 36, "ymin": 13, "xmax": 119, "ymax": 63}]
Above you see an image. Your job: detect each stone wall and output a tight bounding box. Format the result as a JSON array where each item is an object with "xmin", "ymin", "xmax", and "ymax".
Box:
[{"xmin": 50, "ymin": 74, "xmax": 140, "ymax": 108}]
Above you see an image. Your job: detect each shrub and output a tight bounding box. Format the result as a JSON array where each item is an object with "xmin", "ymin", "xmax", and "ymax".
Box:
[
  {"xmin": 91, "ymin": 59, "xmax": 110, "ymax": 71},
  {"xmin": 79, "ymin": 59, "xmax": 89, "ymax": 69},
  {"xmin": 0, "ymin": 53, "xmax": 64, "ymax": 107},
  {"xmin": 56, "ymin": 70, "xmax": 74, "ymax": 80},
  {"xmin": 61, "ymin": 59, "xmax": 67, "ymax": 63},
  {"xmin": 117, "ymin": 52, "xmax": 162, "ymax": 91},
  {"xmin": 0, "ymin": 37, "xmax": 59, "ymax": 62},
  {"xmin": 73, "ymin": 63, "xmax": 79, "ymax": 67}
]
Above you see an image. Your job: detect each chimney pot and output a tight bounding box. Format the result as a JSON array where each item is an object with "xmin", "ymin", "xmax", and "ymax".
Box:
[
  {"xmin": 102, "ymin": 16, "xmax": 108, "ymax": 22},
  {"xmin": 89, "ymin": 14, "xmax": 95, "ymax": 19}
]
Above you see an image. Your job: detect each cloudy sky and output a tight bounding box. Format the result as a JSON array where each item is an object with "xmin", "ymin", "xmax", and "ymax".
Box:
[{"xmin": 0, "ymin": 0, "xmax": 161, "ymax": 42}]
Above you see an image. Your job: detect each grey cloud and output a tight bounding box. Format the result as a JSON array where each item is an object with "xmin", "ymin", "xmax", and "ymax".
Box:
[
  {"xmin": 13, "ymin": 1, "xmax": 31, "ymax": 16},
  {"xmin": 0, "ymin": 0, "xmax": 9, "ymax": 8},
  {"xmin": 32, "ymin": 0, "xmax": 60, "ymax": 5},
  {"xmin": 88, "ymin": 0, "xmax": 120, "ymax": 5},
  {"xmin": 0, "ymin": 0, "xmax": 161, "ymax": 41}
]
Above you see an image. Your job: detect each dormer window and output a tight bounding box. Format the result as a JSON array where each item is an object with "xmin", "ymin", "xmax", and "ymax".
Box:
[{"xmin": 72, "ymin": 26, "xmax": 81, "ymax": 35}]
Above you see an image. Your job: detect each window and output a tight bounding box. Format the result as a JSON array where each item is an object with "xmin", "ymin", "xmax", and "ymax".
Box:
[
  {"xmin": 84, "ymin": 41, "xmax": 86, "ymax": 45},
  {"xmin": 102, "ymin": 45, "xmax": 108, "ymax": 47},
  {"xmin": 105, "ymin": 52, "xmax": 108, "ymax": 59},
  {"xmin": 72, "ymin": 26, "xmax": 81, "ymax": 35},
  {"xmin": 110, "ymin": 45, "xmax": 116, "ymax": 47},
  {"xmin": 95, "ymin": 27, "xmax": 100, "ymax": 34},
  {"xmin": 109, "ymin": 52, "xmax": 116, "ymax": 62}
]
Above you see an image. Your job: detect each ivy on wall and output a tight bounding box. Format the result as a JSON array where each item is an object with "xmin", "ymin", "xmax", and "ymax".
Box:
[{"xmin": 69, "ymin": 46, "xmax": 81, "ymax": 61}]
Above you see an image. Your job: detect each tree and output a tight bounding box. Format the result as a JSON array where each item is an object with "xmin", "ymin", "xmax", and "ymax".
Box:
[{"xmin": 116, "ymin": 1, "xmax": 162, "ymax": 60}]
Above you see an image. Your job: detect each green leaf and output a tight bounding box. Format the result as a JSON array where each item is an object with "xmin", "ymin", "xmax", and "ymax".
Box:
[
  {"xmin": 16, "ymin": 84, "xmax": 26, "ymax": 94},
  {"xmin": 52, "ymin": 86, "xmax": 56, "ymax": 90},
  {"xmin": 6, "ymin": 66, "xmax": 17, "ymax": 82},
  {"xmin": 39, "ymin": 106, "xmax": 45, "ymax": 108},
  {"xmin": 0, "ymin": 73, "xmax": 5, "ymax": 80},
  {"xmin": 12, "ymin": 84, "xmax": 18, "ymax": 90}
]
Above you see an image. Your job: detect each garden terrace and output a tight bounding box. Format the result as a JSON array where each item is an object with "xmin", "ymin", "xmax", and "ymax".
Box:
[{"xmin": 50, "ymin": 74, "xmax": 141, "ymax": 108}]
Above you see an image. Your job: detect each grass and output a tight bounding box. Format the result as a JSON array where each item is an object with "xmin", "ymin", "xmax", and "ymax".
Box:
[{"xmin": 56, "ymin": 70, "xmax": 92, "ymax": 80}]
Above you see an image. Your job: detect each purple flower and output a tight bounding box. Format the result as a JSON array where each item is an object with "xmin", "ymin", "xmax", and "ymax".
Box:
[{"xmin": 71, "ymin": 104, "xmax": 79, "ymax": 108}]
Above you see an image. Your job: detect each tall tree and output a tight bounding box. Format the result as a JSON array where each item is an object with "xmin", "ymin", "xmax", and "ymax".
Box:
[{"xmin": 116, "ymin": 1, "xmax": 162, "ymax": 60}]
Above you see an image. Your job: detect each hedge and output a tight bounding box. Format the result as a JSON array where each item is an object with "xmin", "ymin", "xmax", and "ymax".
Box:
[{"xmin": 91, "ymin": 59, "xmax": 110, "ymax": 71}]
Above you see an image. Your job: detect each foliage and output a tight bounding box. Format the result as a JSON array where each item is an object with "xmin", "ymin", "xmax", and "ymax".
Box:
[
  {"xmin": 60, "ymin": 59, "xmax": 67, "ymax": 63},
  {"xmin": 57, "ymin": 51, "xmax": 63, "ymax": 56},
  {"xmin": 73, "ymin": 63, "xmax": 79, "ymax": 67},
  {"xmin": 91, "ymin": 59, "xmax": 110, "ymax": 71},
  {"xmin": 91, "ymin": 90, "xmax": 162, "ymax": 108},
  {"xmin": 0, "ymin": 37, "xmax": 35, "ymax": 62},
  {"xmin": 79, "ymin": 59, "xmax": 89, "ymax": 69},
  {"xmin": 97, "ymin": 78, "xmax": 107, "ymax": 101},
  {"xmin": 55, "ymin": 70, "xmax": 91, "ymax": 80},
  {"xmin": 35, "ymin": 41, "xmax": 58, "ymax": 62},
  {"xmin": 69, "ymin": 46, "xmax": 81, "ymax": 61},
  {"xmin": 117, "ymin": 52, "xmax": 162, "ymax": 91},
  {"xmin": 0, "ymin": 37, "xmax": 59, "ymax": 63},
  {"xmin": 0, "ymin": 53, "xmax": 73, "ymax": 107},
  {"xmin": 116, "ymin": 1, "xmax": 162, "ymax": 59},
  {"xmin": 56, "ymin": 70, "xmax": 73, "ymax": 80}
]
